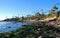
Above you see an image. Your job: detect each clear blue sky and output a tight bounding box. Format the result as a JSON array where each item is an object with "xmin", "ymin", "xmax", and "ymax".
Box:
[{"xmin": 0, "ymin": 0, "xmax": 60, "ymax": 20}]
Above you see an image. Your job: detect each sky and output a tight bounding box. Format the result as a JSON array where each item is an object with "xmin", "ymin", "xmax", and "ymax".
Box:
[{"xmin": 0, "ymin": 0, "xmax": 60, "ymax": 20}]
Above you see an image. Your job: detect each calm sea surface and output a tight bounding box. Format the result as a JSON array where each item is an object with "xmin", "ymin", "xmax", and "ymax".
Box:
[{"xmin": 0, "ymin": 22, "xmax": 31, "ymax": 33}]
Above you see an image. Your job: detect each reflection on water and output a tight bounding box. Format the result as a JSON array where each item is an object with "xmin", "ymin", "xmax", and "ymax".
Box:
[{"xmin": 0, "ymin": 22, "xmax": 29, "ymax": 33}]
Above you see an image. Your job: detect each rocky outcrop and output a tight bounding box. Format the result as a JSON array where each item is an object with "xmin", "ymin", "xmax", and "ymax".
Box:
[{"xmin": 39, "ymin": 16, "xmax": 60, "ymax": 28}]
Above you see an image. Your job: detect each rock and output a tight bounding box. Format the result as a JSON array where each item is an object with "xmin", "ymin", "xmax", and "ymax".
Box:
[{"xmin": 38, "ymin": 36, "xmax": 42, "ymax": 38}]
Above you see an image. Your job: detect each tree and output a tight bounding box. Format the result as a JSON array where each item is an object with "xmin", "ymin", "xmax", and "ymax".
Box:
[
  {"xmin": 52, "ymin": 5, "xmax": 58, "ymax": 12},
  {"xmin": 48, "ymin": 4, "xmax": 58, "ymax": 18},
  {"xmin": 41, "ymin": 9, "xmax": 45, "ymax": 19},
  {"xmin": 50, "ymin": 5, "xmax": 58, "ymax": 14},
  {"xmin": 57, "ymin": 11, "xmax": 60, "ymax": 17},
  {"xmin": 35, "ymin": 12, "xmax": 41, "ymax": 20}
]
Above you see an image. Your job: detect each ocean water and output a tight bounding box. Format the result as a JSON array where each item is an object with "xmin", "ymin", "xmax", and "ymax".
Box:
[{"xmin": 0, "ymin": 22, "xmax": 29, "ymax": 33}]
